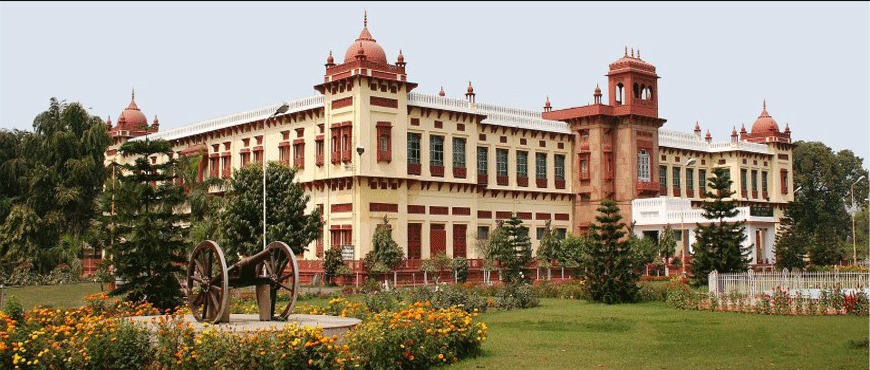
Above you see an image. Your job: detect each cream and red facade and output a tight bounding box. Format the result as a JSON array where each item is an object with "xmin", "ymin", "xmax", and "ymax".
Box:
[{"xmin": 104, "ymin": 19, "xmax": 794, "ymax": 269}]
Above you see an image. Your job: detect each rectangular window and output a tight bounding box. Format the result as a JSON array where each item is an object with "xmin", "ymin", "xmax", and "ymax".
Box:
[
  {"xmin": 659, "ymin": 165, "xmax": 668, "ymax": 192},
  {"xmin": 279, "ymin": 145, "xmax": 290, "ymax": 166},
  {"xmin": 762, "ymin": 170, "xmax": 768, "ymax": 195},
  {"xmin": 220, "ymin": 155, "xmax": 231, "ymax": 179},
  {"xmin": 637, "ymin": 149, "xmax": 651, "ymax": 181},
  {"xmin": 477, "ymin": 226, "xmax": 490, "ymax": 240},
  {"xmin": 516, "ymin": 151, "xmax": 528, "ymax": 179},
  {"xmin": 780, "ymin": 170, "xmax": 788, "ymax": 194},
  {"xmin": 377, "ymin": 124, "xmax": 392, "ymax": 162},
  {"xmin": 477, "ymin": 147, "xmax": 488, "ymax": 174},
  {"xmin": 536, "ymin": 227, "xmax": 546, "ymax": 240},
  {"xmin": 555, "ymin": 154, "xmax": 565, "ymax": 180},
  {"xmin": 408, "ymin": 223, "xmax": 422, "ymax": 260},
  {"xmin": 751, "ymin": 170, "xmax": 758, "ymax": 192},
  {"xmin": 687, "ymin": 168, "xmax": 694, "ymax": 190},
  {"xmin": 209, "ymin": 157, "xmax": 219, "ymax": 178},
  {"xmin": 741, "ymin": 169, "xmax": 748, "ymax": 197},
  {"xmin": 452, "ymin": 137, "xmax": 466, "ymax": 168},
  {"xmin": 699, "ymin": 169, "xmax": 707, "ymax": 196},
  {"xmin": 555, "ymin": 228, "xmax": 567, "ymax": 239},
  {"xmin": 430, "ymin": 135, "xmax": 444, "ymax": 166},
  {"xmin": 672, "ymin": 167, "xmax": 681, "ymax": 189},
  {"xmin": 580, "ymin": 153, "xmax": 590, "ymax": 180},
  {"xmin": 430, "ymin": 135, "xmax": 444, "ymax": 177},
  {"xmin": 315, "ymin": 139, "xmax": 324, "ymax": 166},
  {"xmin": 253, "ymin": 150, "xmax": 263, "ymax": 166},
  {"xmin": 240, "ymin": 152, "xmax": 250, "ymax": 167},
  {"xmin": 293, "ymin": 142, "xmax": 305, "ymax": 169},
  {"xmin": 496, "ymin": 148, "xmax": 508, "ymax": 186},
  {"xmin": 407, "ymin": 133, "xmax": 421, "ymax": 175},
  {"xmin": 536, "ymin": 153, "xmax": 547, "ymax": 179}
]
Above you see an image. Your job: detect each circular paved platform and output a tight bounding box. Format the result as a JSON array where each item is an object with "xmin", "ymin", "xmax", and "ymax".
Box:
[{"xmin": 128, "ymin": 314, "xmax": 361, "ymax": 337}]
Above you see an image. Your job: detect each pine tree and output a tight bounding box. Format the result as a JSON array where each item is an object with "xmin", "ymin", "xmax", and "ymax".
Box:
[
  {"xmin": 690, "ymin": 167, "xmax": 751, "ymax": 286},
  {"xmin": 774, "ymin": 213, "xmax": 807, "ymax": 270},
  {"xmin": 583, "ymin": 199, "xmax": 643, "ymax": 304},
  {"xmin": 110, "ymin": 139, "xmax": 187, "ymax": 310},
  {"xmin": 490, "ymin": 216, "xmax": 532, "ymax": 285},
  {"xmin": 535, "ymin": 220, "xmax": 561, "ymax": 280},
  {"xmin": 220, "ymin": 162, "xmax": 322, "ymax": 261},
  {"xmin": 363, "ymin": 215, "xmax": 404, "ymax": 274}
]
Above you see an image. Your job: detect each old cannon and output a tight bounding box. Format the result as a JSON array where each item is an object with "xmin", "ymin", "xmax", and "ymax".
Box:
[{"xmin": 186, "ymin": 240, "xmax": 299, "ymax": 323}]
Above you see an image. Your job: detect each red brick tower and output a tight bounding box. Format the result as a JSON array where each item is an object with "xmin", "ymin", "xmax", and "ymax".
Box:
[{"xmin": 543, "ymin": 48, "xmax": 666, "ymax": 234}]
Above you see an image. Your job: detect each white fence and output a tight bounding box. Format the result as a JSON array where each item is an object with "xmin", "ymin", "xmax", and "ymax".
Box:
[{"xmin": 709, "ymin": 269, "xmax": 869, "ymax": 297}]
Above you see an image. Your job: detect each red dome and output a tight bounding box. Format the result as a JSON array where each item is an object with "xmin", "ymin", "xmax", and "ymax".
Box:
[
  {"xmin": 343, "ymin": 20, "xmax": 387, "ymax": 64},
  {"xmin": 117, "ymin": 91, "xmax": 148, "ymax": 130},
  {"xmin": 751, "ymin": 100, "xmax": 780, "ymax": 134}
]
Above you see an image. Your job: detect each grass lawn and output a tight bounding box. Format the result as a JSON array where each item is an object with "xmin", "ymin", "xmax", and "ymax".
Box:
[
  {"xmin": 3, "ymin": 282, "xmax": 104, "ymax": 310},
  {"xmin": 456, "ymin": 298, "xmax": 869, "ymax": 370}
]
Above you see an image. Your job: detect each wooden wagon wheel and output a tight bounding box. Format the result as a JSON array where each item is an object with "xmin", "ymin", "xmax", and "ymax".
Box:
[
  {"xmin": 187, "ymin": 240, "xmax": 229, "ymax": 323},
  {"xmin": 262, "ymin": 241, "xmax": 299, "ymax": 319}
]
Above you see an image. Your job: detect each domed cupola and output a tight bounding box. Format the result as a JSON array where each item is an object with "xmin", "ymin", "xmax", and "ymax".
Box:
[
  {"xmin": 117, "ymin": 89, "xmax": 148, "ymax": 131},
  {"xmin": 750, "ymin": 100, "xmax": 780, "ymax": 134},
  {"xmin": 343, "ymin": 11, "xmax": 387, "ymax": 64}
]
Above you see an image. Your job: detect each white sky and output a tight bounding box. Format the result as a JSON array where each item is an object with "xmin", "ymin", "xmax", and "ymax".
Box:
[{"xmin": 1, "ymin": 2, "xmax": 868, "ymax": 159}]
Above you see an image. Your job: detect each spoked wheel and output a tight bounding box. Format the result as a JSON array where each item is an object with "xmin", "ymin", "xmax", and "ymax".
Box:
[
  {"xmin": 187, "ymin": 240, "xmax": 229, "ymax": 323},
  {"xmin": 262, "ymin": 241, "xmax": 299, "ymax": 318}
]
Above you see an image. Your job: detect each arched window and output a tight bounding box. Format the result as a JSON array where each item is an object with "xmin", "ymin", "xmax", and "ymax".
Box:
[
  {"xmin": 633, "ymin": 83, "xmax": 640, "ymax": 99},
  {"xmin": 640, "ymin": 84, "xmax": 647, "ymax": 100},
  {"xmin": 616, "ymin": 83, "xmax": 624, "ymax": 105},
  {"xmin": 637, "ymin": 149, "xmax": 650, "ymax": 181},
  {"xmin": 646, "ymin": 87, "xmax": 653, "ymax": 100}
]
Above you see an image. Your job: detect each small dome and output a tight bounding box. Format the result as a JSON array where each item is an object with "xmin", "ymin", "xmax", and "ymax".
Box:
[
  {"xmin": 326, "ymin": 50, "xmax": 334, "ymax": 64},
  {"xmin": 544, "ymin": 96, "xmax": 551, "ymax": 109},
  {"xmin": 438, "ymin": 86, "xmax": 445, "ymax": 97},
  {"xmin": 343, "ymin": 13, "xmax": 387, "ymax": 64},
  {"xmin": 751, "ymin": 100, "xmax": 780, "ymax": 134},
  {"xmin": 397, "ymin": 49, "xmax": 404, "ymax": 63},
  {"xmin": 117, "ymin": 90, "xmax": 147, "ymax": 130},
  {"xmin": 467, "ymin": 81, "xmax": 474, "ymax": 94},
  {"xmin": 594, "ymin": 85, "xmax": 602, "ymax": 95}
]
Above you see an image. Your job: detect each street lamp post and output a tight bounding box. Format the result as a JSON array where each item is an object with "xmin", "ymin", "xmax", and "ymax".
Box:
[
  {"xmin": 680, "ymin": 158, "xmax": 697, "ymax": 275},
  {"xmin": 262, "ymin": 103, "xmax": 291, "ymax": 251},
  {"xmin": 851, "ymin": 175, "xmax": 866, "ymax": 265}
]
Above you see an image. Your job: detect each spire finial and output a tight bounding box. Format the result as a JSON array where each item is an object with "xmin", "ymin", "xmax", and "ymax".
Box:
[
  {"xmin": 364, "ymin": 9, "xmax": 367, "ymax": 28},
  {"xmin": 763, "ymin": 99, "xmax": 766, "ymax": 110},
  {"xmin": 625, "ymin": 46, "xmax": 628, "ymax": 56},
  {"xmin": 631, "ymin": 48, "xmax": 634, "ymax": 58},
  {"xmin": 131, "ymin": 87, "xmax": 135, "ymax": 101},
  {"xmin": 637, "ymin": 49, "xmax": 641, "ymax": 59}
]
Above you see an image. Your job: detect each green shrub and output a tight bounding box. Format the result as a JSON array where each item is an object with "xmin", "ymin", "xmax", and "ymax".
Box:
[
  {"xmin": 1, "ymin": 295, "xmax": 23, "ymax": 322},
  {"xmin": 496, "ymin": 284, "xmax": 539, "ymax": 310},
  {"xmin": 85, "ymin": 320, "xmax": 153, "ymax": 370},
  {"xmin": 452, "ymin": 257, "xmax": 469, "ymax": 283}
]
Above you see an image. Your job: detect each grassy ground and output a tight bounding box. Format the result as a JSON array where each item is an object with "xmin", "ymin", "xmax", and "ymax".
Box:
[
  {"xmin": 3, "ymin": 282, "xmax": 104, "ymax": 310},
  {"xmin": 456, "ymin": 298, "xmax": 869, "ymax": 370}
]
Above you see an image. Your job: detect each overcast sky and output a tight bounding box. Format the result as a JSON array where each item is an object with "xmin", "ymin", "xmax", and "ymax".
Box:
[{"xmin": 1, "ymin": 2, "xmax": 867, "ymax": 159}]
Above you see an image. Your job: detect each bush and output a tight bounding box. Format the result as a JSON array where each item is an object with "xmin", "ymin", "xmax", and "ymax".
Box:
[
  {"xmin": 496, "ymin": 284, "xmax": 539, "ymax": 310},
  {"xmin": 1, "ymin": 295, "xmax": 23, "ymax": 322},
  {"xmin": 344, "ymin": 302, "xmax": 487, "ymax": 369},
  {"xmin": 452, "ymin": 257, "xmax": 469, "ymax": 283}
]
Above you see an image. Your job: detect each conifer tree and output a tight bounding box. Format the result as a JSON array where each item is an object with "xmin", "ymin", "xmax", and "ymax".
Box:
[
  {"xmin": 535, "ymin": 220, "xmax": 561, "ymax": 280},
  {"xmin": 774, "ymin": 213, "xmax": 807, "ymax": 270},
  {"xmin": 491, "ymin": 216, "xmax": 533, "ymax": 285},
  {"xmin": 690, "ymin": 167, "xmax": 751, "ymax": 286},
  {"xmin": 110, "ymin": 139, "xmax": 186, "ymax": 310},
  {"xmin": 583, "ymin": 199, "xmax": 643, "ymax": 304},
  {"xmin": 363, "ymin": 215, "xmax": 404, "ymax": 274}
]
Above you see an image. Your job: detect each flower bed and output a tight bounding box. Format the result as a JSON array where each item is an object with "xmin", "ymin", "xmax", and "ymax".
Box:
[
  {"xmin": 0, "ymin": 293, "xmax": 487, "ymax": 369},
  {"xmin": 666, "ymin": 285, "xmax": 870, "ymax": 315}
]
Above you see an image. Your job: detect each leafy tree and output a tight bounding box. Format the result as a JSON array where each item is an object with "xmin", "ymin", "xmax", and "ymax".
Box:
[
  {"xmin": 791, "ymin": 141, "xmax": 868, "ymax": 265},
  {"xmin": 363, "ymin": 215, "xmax": 404, "ymax": 274},
  {"xmin": 322, "ymin": 245, "xmax": 345, "ymax": 285},
  {"xmin": 690, "ymin": 167, "xmax": 751, "ymax": 286},
  {"xmin": 535, "ymin": 220, "xmax": 561, "ymax": 280},
  {"xmin": 558, "ymin": 234, "xmax": 589, "ymax": 275},
  {"xmin": 110, "ymin": 139, "xmax": 186, "ymax": 310},
  {"xmin": 490, "ymin": 216, "xmax": 533, "ymax": 285},
  {"xmin": 774, "ymin": 213, "xmax": 807, "ymax": 270},
  {"xmin": 658, "ymin": 225, "xmax": 678, "ymax": 275},
  {"xmin": 0, "ymin": 98, "xmax": 110, "ymax": 274},
  {"xmin": 175, "ymin": 153, "xmax": 224, "ymax": 242},
  {"xmin": 451, "ymin": 257, "xmax": 468, "ymax": 283},
  {"xmin": 474, "ymin": 225, "xmax": 500, "ymax": 284},
  {"xmin": 855, "ymin": 208, "xmax": 869, "ymax": 261},
  {"xmin": 582, "ymin": 200, "xmax": 645, "ymax": 304},
  {"xmin": 220, "ymin": 162, "xmax": 322, "ymax": 262}
]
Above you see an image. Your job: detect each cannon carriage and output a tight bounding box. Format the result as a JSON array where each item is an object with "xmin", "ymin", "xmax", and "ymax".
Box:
[{"xmin": 186, "ymin": 240, "xmax": 299, "ymax": 323}]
